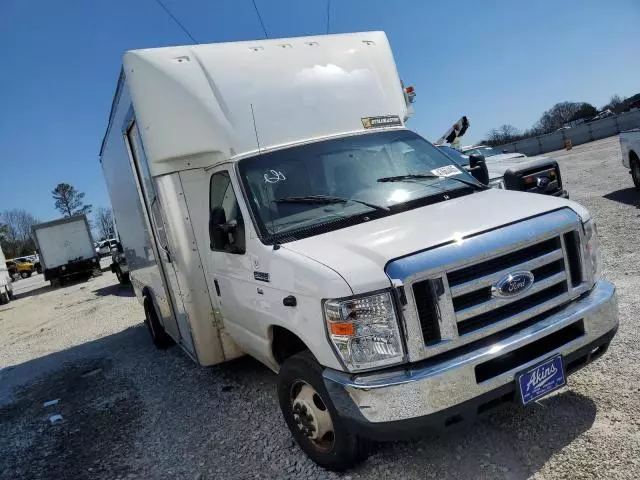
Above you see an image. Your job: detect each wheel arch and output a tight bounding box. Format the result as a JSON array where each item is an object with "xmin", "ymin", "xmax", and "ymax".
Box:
[
  {"xmin": 270, "ymin": 325, "xmax": 311, "ymax": 365},
  {"xmin": 141, "ymin": 286, "xmax": 163, "ymax": 323}
]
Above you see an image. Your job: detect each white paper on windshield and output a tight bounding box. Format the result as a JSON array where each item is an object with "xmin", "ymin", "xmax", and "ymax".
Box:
[{"xmin": 431, "ymin": 165, "xmax": 462, "ymax": 177}]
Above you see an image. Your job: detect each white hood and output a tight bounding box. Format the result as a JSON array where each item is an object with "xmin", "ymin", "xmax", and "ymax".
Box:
[
  {"xmin": 283, "ymin": 189, "xmax": 587, "ymax": 294},
  {"xmin": 485, "ymin": 154, "xmax": 552, "ymax": 180}
]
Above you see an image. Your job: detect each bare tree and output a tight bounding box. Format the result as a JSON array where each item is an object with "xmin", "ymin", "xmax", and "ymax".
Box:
[
  {"xmin": 94, "ymin": 207, "xmax": 115, "ymax": 240},
  {"xmin": 533, "ymin": 102, "xmax": 588, "ymax": 133},
  {"xmin": 605, "ymin": 95, "xmax": 626, "ymax": 114},
  {"xmin": 0, "ymin": 209, "xmax": 39, "ymax": 258},
  {"xmin": 485, "ymin": 124, "xmax": 521, "ymax": 146},
  {"xmin": 52, "ymin": 183, "xmax": 92, "ymax": 217},
  {"xmin": 2, "ymin": 209, "xmax": 38, "ymax": 243}
]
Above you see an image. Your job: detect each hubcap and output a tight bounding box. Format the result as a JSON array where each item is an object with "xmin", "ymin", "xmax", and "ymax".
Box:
[{"xmin": 290, "ymin": 382, "xmax": 334, "ymax": 451}]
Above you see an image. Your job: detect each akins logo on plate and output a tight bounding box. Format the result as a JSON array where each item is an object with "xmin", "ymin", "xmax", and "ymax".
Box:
[{"xmin": 492, "ymin": 271, "xmax": 535, "ymax": 298}]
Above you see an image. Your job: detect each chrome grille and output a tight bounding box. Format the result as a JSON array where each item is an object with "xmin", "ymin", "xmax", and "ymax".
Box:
[
  {"xmin": 412, "ymin": 230, "xmax": 583, "ymax": 345},
  {"xmin": 449, "ymin": 235, "xmax": 573, "ymax": 335},
  {"xmin": 520, "ymin": 167, "xmax": 561, "ymax": 195},
  {"xmin": 447, "ymin": 236, "xmax": 569, "ymax": 335},
  {"xmin": 387, "ymin": 208, "xmax": 589, "ymax": 363}
]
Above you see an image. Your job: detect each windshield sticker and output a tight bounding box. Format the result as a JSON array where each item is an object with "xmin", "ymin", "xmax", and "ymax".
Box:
[
  {"xmin": 264, "ymin": 170, "xmax": 286, "ymax": 183},
  {"xmin": 361, "ymin": 115, "xmax": 402, "ymax": 129},
  {"xmin": 431, "ymin": 165, "xmax": 462, "ymax": 177}
]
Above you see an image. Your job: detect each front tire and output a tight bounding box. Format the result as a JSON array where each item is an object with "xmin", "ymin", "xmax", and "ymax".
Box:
[
  {"xmin": 277, "ymin": 351, "xmax": 369, "ymax": 472},
  {"xmin": 0, "ymin": 292, "xmax": 8, "ymax": 305},
  {"xmin": 115, "ymin": 267, "xmax": 130, "ymax": 285},
  {"xmin": 143, "ymin": 297, "xmax": 174, "ymax": 349},
  {"xmin": 631, "ymin": 154, "xmax": 640, "ymax": 190}
]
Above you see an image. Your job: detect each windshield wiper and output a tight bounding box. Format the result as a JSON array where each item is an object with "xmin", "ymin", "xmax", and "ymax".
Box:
[
  {"xmin": 377, "ymin": 173, "xmax": 487, "ymax": 190},
  {"xmin": 274, "ymin": 195, "xmax": 389, "ymax": 212}
]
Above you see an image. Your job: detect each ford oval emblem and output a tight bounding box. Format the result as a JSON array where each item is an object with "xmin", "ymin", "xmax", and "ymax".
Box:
[
  {"xmin": 536, "ymin": 176, "xmax": 550, "ymax": 188},
  {"xmin": 492, "ymin": 271, "xmax": 535, "ymax": 298}
]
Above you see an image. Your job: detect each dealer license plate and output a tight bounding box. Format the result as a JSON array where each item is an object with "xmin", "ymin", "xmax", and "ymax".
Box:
[{"xmin": 517, "ymin": 355, "xmax": 566, "ymax": 405}]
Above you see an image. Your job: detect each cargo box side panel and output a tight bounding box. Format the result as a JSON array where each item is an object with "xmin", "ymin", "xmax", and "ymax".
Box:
[
  {"xmin": 0, "ymin": 246, "xmax": 9, "ymax": 289},
  {"xmin": 100, "ymin": 78, "xmax": 175, "ymax": 331}
]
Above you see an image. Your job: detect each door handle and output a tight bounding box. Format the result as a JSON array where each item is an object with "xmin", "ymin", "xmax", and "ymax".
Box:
[{"xmin": 214, "ymin": 279, "xmax": 221, "ymax": 296}]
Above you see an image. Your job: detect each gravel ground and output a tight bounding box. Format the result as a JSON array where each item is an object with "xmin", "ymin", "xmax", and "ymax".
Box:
[{"xmin": 1, "ymin": 136, "xmax": 639, "ymax": 479}]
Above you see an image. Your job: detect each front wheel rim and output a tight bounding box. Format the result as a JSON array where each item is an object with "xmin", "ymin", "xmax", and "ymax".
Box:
[{"xmin": 290, "ymin": 380, "xmax": 335, "ymax": 452}]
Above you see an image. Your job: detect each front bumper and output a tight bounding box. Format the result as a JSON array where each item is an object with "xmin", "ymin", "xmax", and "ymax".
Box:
[{"xmin": 323, "ymin": 280, "xmax": 617, "ymax": 440}]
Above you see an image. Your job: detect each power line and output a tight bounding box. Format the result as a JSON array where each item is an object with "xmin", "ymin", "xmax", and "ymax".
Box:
[
  {"xmin": 252, "ymin": 0, "xmax": 269, "ymax": 39},
  {"xmin": 326, "ymin": 0, "xmax": 331, "ymax": 34},
  {"xmin": 153, "ymin": 0, "xmax": 198, "ymax": 44}
]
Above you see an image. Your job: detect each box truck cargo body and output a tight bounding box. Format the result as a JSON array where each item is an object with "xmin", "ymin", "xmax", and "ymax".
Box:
[
  {"xmin": 33, "ymin": 215, "xmax": 100, "ymax": 285},
  {"xmin": 100, "ymin": 32, "xmax": 618, "ymax": 470},
  {"xmin": 0, "ymin": 245, "xmax": 13, "ymax": 304}
]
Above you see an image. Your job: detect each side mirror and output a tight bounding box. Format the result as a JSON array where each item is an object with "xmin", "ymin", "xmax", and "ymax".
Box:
[
  {"xmin": 209, "ymin": 207, "xmax": 228, "ymax": 250},
  {"xmin": 468, "ymin": 154, "xmax": 489, "ymax": 185}
]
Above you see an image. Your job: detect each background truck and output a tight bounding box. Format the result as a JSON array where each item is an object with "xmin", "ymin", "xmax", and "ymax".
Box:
[
  {"xmin": 435, "ymin": 118, "xmax": 568, "ymax": 196},
  {"xmin": 109, "ymin": 239, "xmax": 130, "ymax": 284},
  {"xmin": 32, "ymin": 215, "xmax": 101, "ymax": 286},
  {"xmin": 100, "ymin": 32, "xmax": 618, "ymax": 471},
  {"xmin": 5, "ymin": 258, "xmax": 35, "ymax": 279},
  {"xmin": 619, "ymin": 128, "xmax": 640, "ymax": 188},
  {"xmin": 0, "ymin": 245, "xmax": 14, "ymax": 304}
]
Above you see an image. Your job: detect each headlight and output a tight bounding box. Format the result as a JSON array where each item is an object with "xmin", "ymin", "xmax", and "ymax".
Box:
[
  {"xmin": 61, "ymin": 265, "xmax": 66, "ymax": 271},
  {"xmin": 488, "ymin": 178, "xmax": 505, "ymax": 189},
  {"xmin": 324, "ymin": 291, "xmax": 404, "ymax": 372},
  {"xmin": 583, "ymin": 219, "xmax": 601, "ymax": 283}
]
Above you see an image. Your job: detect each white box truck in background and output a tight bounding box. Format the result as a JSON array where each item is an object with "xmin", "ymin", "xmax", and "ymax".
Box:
[
  {"xmin": 0, "ymin": 245, "xmax": 14, "ymax": 304},
  {"xmin": 32, "ymin": 215, "xmax": 101, "ymax": 286},
  {"xmin": 100, "ymin": 32, "xmax": 618, "ymax": 470}
]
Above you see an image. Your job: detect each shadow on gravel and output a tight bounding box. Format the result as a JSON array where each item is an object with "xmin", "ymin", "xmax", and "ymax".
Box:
[
  {"xmin": 13, "ymin": 284, "xmax": 53, "ymax": 300},
  {"xmin": 0, "ymin": 327, "xmax": 147, "ymax": 480},
  {"xmin": 0, "ymin": 320, "xmax": 600, "ymax": 480},
  {"xmin": 352, "ymin": 389, "xmax": 597, "ymax": 479},
  {"xmin": 92, "ymin": 284, "xmax": 135, "ymax": 297},
  {"xmin": 603, "ymin": 187, "xmax": 640, "ymax": 208}
]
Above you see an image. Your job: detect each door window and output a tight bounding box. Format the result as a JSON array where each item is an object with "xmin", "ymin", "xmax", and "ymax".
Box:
[{"xmin": 209, "ymin": 171, "xmax": 245, "ymax": 254}]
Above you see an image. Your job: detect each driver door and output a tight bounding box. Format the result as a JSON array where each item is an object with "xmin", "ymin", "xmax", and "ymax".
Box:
[{"xmin": 206, "ymin": 167, "xmax": 262, "ymax": 357}]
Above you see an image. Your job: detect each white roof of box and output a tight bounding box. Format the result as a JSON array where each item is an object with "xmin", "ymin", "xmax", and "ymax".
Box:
[{"xmin": 121, "ymin": 31, "xmax": 408, "ymax": 175}]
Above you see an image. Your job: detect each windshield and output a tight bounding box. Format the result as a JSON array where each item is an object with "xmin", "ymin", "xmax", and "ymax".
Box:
[
  {"xmin": 438, "ymin": 145, "xmax": 470, "ymax": 166},
  {"xmin": 463, "ymin": 146, "xmax": 505, "ymax": 157},
  {"xmin": 238, "ymin": 130, "xmax": 481, "ymax": 239}
]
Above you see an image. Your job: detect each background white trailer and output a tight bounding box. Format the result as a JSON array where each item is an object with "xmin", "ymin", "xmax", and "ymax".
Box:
[
  {"xmin": 32, "ymin": 215, "xmax": 100, "ymax": 285},
  {"xmin": 0, "ymin": 245, "xmax": 14, "ymax": 304}
]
